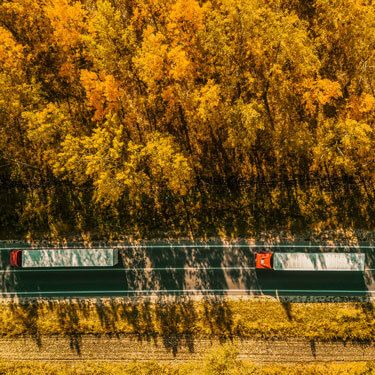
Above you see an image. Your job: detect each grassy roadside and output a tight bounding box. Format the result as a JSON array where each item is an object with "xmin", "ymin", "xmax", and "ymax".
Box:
[
  {"xmin": 1, "ymin": 299, "xmax": 374, "ymax": 343},
  {"xmin": 0, "ymin": 356, "xmax": 375, "ymax": 375}
]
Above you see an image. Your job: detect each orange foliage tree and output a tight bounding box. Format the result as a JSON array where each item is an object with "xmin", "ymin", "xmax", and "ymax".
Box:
[{"xmin": 0, "ymin": 0, "xmax": 373, "ymax": 238}]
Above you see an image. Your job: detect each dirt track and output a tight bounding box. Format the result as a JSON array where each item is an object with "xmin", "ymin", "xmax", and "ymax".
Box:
[{"xmin": 0, "ymin": 335, "xmax": 374, "ymax": 362}]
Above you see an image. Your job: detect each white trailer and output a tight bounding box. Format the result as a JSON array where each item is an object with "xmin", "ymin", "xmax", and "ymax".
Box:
[
  {"xmin": 256, "ymin": 252, "xmax": 365, "ymax": 271},
  {"xmin": 10, "ymin": 248, "xmax": 119, "ymax": 268}
]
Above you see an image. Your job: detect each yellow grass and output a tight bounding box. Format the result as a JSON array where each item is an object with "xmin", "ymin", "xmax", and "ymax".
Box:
[
  {"xmin": 0, "ymin": 358, "xmax": 374, "ymax": 375},
  {"xmin": 0, "ymin": 299, "xmax": 374, "ymax": 343}
]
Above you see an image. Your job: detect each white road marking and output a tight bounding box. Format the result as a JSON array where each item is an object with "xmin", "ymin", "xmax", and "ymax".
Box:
[
  {"xmin": 0, "ymin": 245, "xmax": 373, "ymax": 250},
  {"xmin": 0, "ymin": 289, "xmax": 374, "ymax": 296},
  {"xmin": 1, "ymin": 267, "xmax": 375, "ymax": 273},
  {"xmin": 0, "ymin": 267, "xmax": 257, "ymax": 273}
]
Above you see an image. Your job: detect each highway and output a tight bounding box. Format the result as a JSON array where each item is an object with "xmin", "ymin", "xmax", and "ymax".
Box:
[{"xmin": 0, "ymin": 244, "xmax": 374, "ymax": 298}]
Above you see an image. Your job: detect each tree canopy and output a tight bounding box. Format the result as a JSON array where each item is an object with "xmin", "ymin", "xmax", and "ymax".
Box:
[{"xmin": 0, "ymin": 0, "xmax": 373, "ymax": 238}]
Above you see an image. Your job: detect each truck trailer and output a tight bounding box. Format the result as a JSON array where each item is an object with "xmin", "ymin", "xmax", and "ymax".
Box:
[
  {"xmin": 255, "ymin": 252, "xmax": 365, "ymax": 271},
  {"xmin": 10, "ymin": 248, "xmax": 119, "ymax": 268}
]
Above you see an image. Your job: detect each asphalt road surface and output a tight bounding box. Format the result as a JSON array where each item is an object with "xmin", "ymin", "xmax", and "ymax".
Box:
[{"xmin": 0, "ymin": 244, "xmax": 374, "ymax": 298}]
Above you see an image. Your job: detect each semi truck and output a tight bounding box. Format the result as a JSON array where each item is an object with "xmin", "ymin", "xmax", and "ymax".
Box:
[
  {"xmin": 255, "ymin": 252, "xmax": 365, "ymax": 271},
  {"xmin": 10, "ymin": 248, "xmax": 119, "ymax": 268}
]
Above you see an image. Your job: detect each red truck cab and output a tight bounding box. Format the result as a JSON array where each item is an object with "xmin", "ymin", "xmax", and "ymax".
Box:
[
  {"xmin": 10, "ymin": 250, "xmax": 22, "ymax": 267},
  {"xmin": 255, "ymin": 252, "xmax": 273, "ymax": 269}
]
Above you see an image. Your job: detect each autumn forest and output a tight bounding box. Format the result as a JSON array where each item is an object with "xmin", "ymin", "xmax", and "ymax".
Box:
[{"xmin": 0, "ymin": 0, "xmax": 374, "ymax": 239}]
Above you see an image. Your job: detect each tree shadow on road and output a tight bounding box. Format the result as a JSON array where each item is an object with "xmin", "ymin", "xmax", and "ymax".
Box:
[{"xmin": 0, "ymin": 231, "xmax": 374, "ymax": 356}]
